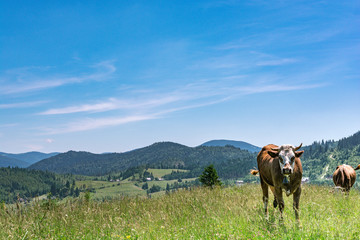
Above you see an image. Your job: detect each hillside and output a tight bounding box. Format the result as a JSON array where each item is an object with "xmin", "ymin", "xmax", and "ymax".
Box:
[
  {"xmin": 301, "ymin": 131, "xmax": 360, "ymax": 183},
  {"xmin": 29, "ymin": 142, "xmax": 257, "ymax": 178},
  {"xmin": 0, "ymin": 155, "xmax": 29, "ymax": 168},
  {"xmin": 0, "ymin": 167, "xmax": 70, "ymax": 203},
  {"xmin": 201, "ymin": 139, "xmax": 261, "ymax": 152},
  {"xmin": 0, "ymin": 151, "xmax": 60, "ymax": 166},
  {"xmin": 28, "ymin": 131, "xmax": 360, "ymax": 181}
]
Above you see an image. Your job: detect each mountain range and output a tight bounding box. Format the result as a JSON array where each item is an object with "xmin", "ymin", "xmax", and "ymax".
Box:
[
  {"xmin": 1, "ymin": 140, "xmax": 259, "ymax": 168},
  {"xmin": 0, "ymin": 152, "xmax": 60, "ymax": 168},
  {"xmin": 3, "ymin": 132, "xmax": 360, "ymax": 181},
  {"xmin": 28, "ymin": 142, "xmax": 257, "ymax": 177}
]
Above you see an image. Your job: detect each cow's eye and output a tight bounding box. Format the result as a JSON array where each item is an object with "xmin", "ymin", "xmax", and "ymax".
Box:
[{"xmin": 279, "ymin": 156, "xmax": 284, "ymax": 163}]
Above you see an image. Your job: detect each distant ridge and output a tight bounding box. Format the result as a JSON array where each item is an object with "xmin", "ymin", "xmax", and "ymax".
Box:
[
  {"xmin": 0, "ymin": 151, "xmax": 60, "ymax": 167},
  {"xmin": 0, "ymin": 155, "xmax": 29, "ymax": 168},
  {"xmin": 201, "ymin": 140, "xmax": 261, "ymax": 153},
  {"xmin": 28, "ymin": 142, "xmax": 257, "ymax": 177}
]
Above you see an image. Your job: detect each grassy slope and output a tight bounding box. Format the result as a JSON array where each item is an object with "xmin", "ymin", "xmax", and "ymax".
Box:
[
  {"xmin": 75, "ymin": 169, "xmax": 194, "ymax": 200},
  {"xmin": 1, "ymin": 184, "xmax": 360, "ymax": 239},
  {"xmin": 146, "ymin": 168, "xmax": 188, "ymax": 178}
]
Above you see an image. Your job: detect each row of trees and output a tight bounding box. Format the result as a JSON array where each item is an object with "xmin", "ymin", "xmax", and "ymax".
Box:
[{"xmin": 338, "ymin": 131, "xmax": 360, "ymax": 149}]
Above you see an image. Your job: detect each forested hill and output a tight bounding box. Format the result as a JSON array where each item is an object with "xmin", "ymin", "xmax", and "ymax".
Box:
[
  {"xmin": 0, "ymin": 155, "xmax": 29, "ymax": 168},
  {"xmin": 301, "ymin": 131, "xmax": 360, "ymax": 181},
  {"xmin": 27, "ymin": 131, "xmax": 360, "ymax": 180},
  {"xmin": 28, "ymin": 142, "xmax": 257, "ymax": 177},
  {"xmin": 0, "ymin": 167, "xmax": 68, "ymax": 203}
]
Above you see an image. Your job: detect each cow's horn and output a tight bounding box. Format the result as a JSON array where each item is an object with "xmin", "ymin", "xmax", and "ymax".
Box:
[
  {"xmin": 294, "ymin": 143, "xmax": 303, "ymax": 151},
  {"xmin": 271, "ymin": 147, "xmax": 280, "ymax": 152}
]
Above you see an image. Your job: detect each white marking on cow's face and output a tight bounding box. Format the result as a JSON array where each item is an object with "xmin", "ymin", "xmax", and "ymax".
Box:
[{"xmin": 278, "ymin": 145, "xmax": 296, "ymax": 175}]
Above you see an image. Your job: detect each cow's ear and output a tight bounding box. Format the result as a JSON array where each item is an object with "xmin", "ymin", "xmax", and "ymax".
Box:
[
  {"xmin": 295, "ymin": 150, "xmax": 304, "ymax": 158},
  {"xmin": 268, "ymin": 150, "xmax": 279, "ymax": 158}
]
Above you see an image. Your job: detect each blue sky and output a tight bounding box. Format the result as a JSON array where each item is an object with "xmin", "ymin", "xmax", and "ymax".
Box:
[{"xmin": 1, "ymin": 1, "xmax": 359, "ymax": 153}]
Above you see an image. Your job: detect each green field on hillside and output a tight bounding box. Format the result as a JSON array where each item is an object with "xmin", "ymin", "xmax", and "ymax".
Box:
[
  {"xmin": 75, "ymin": 169, "xmax": 195, "ymax": 200},
  {"xmin": 146, "ymin": 168, "xmax": 188, "ymax": 178},
  {"xmin": 2, "ymin": 184, "xmax": 360, "ymax": 239}
]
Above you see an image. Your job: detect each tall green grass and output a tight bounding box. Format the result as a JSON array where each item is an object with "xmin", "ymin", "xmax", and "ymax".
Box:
[{"xmin": 1, "ymin": 184, "xmax": 359, "ymax": 239}]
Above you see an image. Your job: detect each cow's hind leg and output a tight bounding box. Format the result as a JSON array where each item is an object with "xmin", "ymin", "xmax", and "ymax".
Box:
[{"xmin": 260, "ymin": 176, "xmax": 269, "ymax": 220}]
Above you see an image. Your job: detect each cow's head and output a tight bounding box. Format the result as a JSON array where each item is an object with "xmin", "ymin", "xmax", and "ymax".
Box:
[{"xmin": 268, "ymin": 143, "xmax": 304, "ymax": 175}]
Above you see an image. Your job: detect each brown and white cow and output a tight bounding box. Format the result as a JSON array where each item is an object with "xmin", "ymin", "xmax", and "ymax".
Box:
[
  {"xmin": 251, "ymin": 143, "xmax": 304, "ymax": 221},
  {"xmin": 333, "ymin": 164, "xmax": 360, "ymax": 192}
]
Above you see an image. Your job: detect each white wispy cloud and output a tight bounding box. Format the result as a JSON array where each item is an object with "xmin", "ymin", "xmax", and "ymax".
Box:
[
  {"xmin": 0, "ymin": 100, "xmax": 47, "ymax": 109},
  {"xmin": 0, "ymin": 61, "xmax": 116, "ymax": 94},
  {"xmin": 256, "ymin": 58, "xmax": 297, "ymax": 66},
  {"xmin": 43, "ymin": 115, "xmax": 158, "ymax": 134},
  {"xmin": 39, "ymin": 96, "xmax": 182, "ymax": 115},
  {"xmin": 231, "ymin": 83, "xmax": 327, "ymax": 95},
  {"xmin": 39, "ymin": 77, "xmax": 326, "ymax": 134},
  {"xmin": 39, "ymin": 98, "xmax": 120, "ymax": 115}
]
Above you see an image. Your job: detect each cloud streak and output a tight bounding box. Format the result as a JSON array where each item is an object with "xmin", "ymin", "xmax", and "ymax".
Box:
[
  {"xmin": 0, "ymin": 101, "xmax": 47, "ymax": 109},
  {"xmin": 43, "ymin": 114, "xmax": 158, "ymax": 134},
  {"xmin": 39, "ymin": 79, "xmax": 325, "ymax": 134},
  {"xmin": 0, "ymin": 61, "xmax": 116, "ymax": 95},
  {"xmin": 39, "ymin": 96, "xmax": 183, "ymax": 115}
]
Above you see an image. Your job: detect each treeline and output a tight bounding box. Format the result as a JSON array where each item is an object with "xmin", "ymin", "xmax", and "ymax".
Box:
[
  {"xmin": 141, "ymin": 179, "xmax": 201, "ymax": 195},
  {"xmin": 0, "ymin": 167, "xmax": 78, "ymax": 203},
  {"xmin": 338, "ymin": 131, "xmax": 360, "ymax": 149}
]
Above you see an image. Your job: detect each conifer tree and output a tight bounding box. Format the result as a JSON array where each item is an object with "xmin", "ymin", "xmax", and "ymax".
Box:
[{"xmin": 199, "ymin": 164, "xmax": 222, "ymax": 188}]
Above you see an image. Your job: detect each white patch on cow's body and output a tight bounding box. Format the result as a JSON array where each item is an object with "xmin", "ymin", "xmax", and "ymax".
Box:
[{"xmin": 281, "ymin": 187, "xmax": 291, "ymax": 196}]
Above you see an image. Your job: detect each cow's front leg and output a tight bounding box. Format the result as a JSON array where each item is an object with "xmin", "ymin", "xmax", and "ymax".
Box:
[
  {"xmin": 275, "ymin": 187, "xmax": 284, "ymax": 221},
  {"xmin": 293, "ymin": 186, "xmax": 301, "ymax": 222},
  {"xmin": 260, "ymin": 177, "xmax": 269, "ymax": 220}
]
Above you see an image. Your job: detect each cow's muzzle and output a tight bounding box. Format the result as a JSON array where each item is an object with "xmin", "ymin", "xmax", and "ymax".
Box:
[
  {"xmin": 283, "ymin": 168, "xmax": 292, "ymax": 175},
  {"xmin": 282, "ymin": 164, "xmax": 292, "ymax": 175}
]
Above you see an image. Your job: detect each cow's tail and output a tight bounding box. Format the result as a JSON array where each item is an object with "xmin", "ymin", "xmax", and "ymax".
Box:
[
  {"xmin": 250, "ymin": 169, "xmax": 259, "ymax": 175},
  {"xmin": 355, "ymin": 164, "xmax": 360, "ymax": 171}
]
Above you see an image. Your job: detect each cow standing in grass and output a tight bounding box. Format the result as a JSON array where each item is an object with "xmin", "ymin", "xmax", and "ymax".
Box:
[
  {"xmin": 251, "ymin": 143, "xmax": 304, "ymax": 222},
  {"xmin": 333, "ymin": 164, "xmax": 360, "ymax": 192}
]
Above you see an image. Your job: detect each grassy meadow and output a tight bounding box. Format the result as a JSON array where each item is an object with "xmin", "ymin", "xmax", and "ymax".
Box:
[
  {"xmin": 1, "ymin": 184, "xmax": 360, "ymax": 239},
  {"xmin": 74, "ymin": 168, "xmax": 194, "ymax": 200}
]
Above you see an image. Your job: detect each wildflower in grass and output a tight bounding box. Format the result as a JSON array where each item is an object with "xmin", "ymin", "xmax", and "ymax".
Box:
[{"xmin": 126, "ymin": 235, "xmax": 131, "ymax": 239}]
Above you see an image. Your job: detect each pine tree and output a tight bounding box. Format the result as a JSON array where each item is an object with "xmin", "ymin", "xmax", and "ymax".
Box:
[
  {"xmin": 142, "ymin": 182, "xmax": 148, "ymax": 190},
  {"xmin": 199, "ymin": 164, "xmax": 222, "ymax": 188}
]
